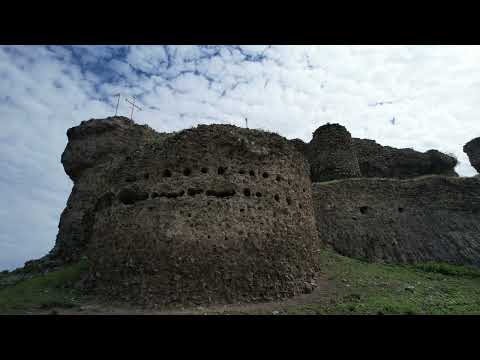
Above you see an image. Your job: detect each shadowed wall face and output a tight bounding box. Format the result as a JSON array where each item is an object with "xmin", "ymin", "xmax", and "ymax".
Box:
[
  {"xmin": 353, "ymin": 138, "xmax": 458, "ymax": 179},
  {"xmin": 464, "ymin": 137, "xmax": 480, "ymax": 174},
  {"xmin": 312, "ymin": 176, "xmax": 480, "ymax": 267}
]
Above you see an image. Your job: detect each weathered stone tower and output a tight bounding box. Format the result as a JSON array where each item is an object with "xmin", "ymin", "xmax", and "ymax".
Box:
[
  {"xmin": 84, "ymin": 123, "xmax": 319, "ymax": 305},
  {"xmin": 307, "ymin": 123, "xmax": 361, "ymax": 182}
]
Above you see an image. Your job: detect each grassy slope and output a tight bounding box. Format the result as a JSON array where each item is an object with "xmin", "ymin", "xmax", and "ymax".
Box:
[
  {"xmin": 1, "ymin": 250, "xmax": 480, "ymax": 315},
  {"xmin": 238, "ymin": 249, "xmax": 480, "ymax": 315},
  {"xmin": 0, "ymin": 262, "xmax": 89, "ymax": 314}
]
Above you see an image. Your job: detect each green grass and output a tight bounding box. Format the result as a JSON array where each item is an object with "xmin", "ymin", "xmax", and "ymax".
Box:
[
  {"xmin": 213, "ymin": 249, "xmax": 480, "ymax": 315},
  {"xmin": 413, "ymin": 262, "xmax": 480, "ymax": 278},
  {"xmin": 282, "ymin": 250, "xmax": 480, "ymax": 315},
  {"xmin": 0, "ymin": 262, "xmax": 89, "ymax": 314},
  {"xmin": 2, "ymin": 250, "xmax": 480, "ymax": 315}
]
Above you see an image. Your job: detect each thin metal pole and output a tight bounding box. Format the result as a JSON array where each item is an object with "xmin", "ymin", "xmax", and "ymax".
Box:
[
  {"xmin": 114, "ymin": 94, "xmax": 120, "ymax": 116},
  {"xmin": 130, "ymin": 97, "xmax": 135, "ymax": 120},
  {"xmin": 245, "ymin": 117, "xmax": 248, "ymax": 128},
  {"xmin": 125, "ymin": 96, "xmax": 142, "ymax": 121}
]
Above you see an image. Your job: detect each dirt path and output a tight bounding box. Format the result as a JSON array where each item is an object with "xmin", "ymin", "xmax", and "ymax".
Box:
[{"xmin": 25, "ymin": 273, "xmax": 338, "ymax": 315}]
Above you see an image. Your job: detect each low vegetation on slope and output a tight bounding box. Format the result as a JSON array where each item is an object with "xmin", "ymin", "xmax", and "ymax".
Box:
[
  {"xmin": 0, "ymin": 262, "xmax": 89, "ymax": 314},
  {"xmin": 1, "ymin": 250, "xmax": 480, "ymax": 315},
  {"xmin": 280, "ymin": 250, "xmax": 480, "ymax": 315}
]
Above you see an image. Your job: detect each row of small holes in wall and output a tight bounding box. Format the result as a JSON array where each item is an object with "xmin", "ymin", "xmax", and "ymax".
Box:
[
  {"xmin": 127, "ymin": 173, "xmax": 310, "ymax": 201},
  {"xmin": 150, "ymin": 187, "xmax": 300, "ymax": 208},
  {"xmin": 162, "ymin": 167, "xmax": 263, "ymax": 177},
  {"xmin": 131, "ymin": 168, "xmax": 305, "ymax": 189}
]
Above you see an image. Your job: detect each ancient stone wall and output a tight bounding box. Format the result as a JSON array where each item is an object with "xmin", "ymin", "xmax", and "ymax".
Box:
[
  {"xmin": 36, "ymin": 116, "xmax": 475, "ymax": 305},
  {"xmin": 353, "ymin": 138, "xmax": 458, "ymax": 179},
  {"xmin": 312, "ymin": 176, "xmax": 480, "ymax": 267},
  {"xmin": 306, "ymin": 124, "xmax": 361, "ymax": 182},
  {"xmin": 289, "ymin": 124, "xmax": 457, "ymax": 183},
  {"xmin": 464, "ymin": 137, "xmax": 480, "ymax": 173},
  {"xmin": 86, "ymin": 124, "xmax": 320, "ymax": 306},
  {"xmin": 289, "ymin": 138, "xmax": 309, "ymax": 157}
]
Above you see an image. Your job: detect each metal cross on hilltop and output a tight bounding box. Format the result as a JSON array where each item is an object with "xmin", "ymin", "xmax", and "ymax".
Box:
[
  {"xmin": 113, "ymin": 93, "xmax": 121, "ymax": 116},
  {"xmin": 125, "ymin": 96, "xmax": 142, "ymax": 121}
]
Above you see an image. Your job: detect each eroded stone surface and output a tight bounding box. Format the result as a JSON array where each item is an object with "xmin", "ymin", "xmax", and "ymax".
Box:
[
  {"xmin": 30, "ymin": 116, "xmax": 477, "ymax": 306},
  {"xmin": 289, "ymin": 138, "xmax": 309, "ymax": 157},
  {"xmin": 353, "ymin": 138, "xmax": 458, "ymax": 179},
  {"xmin": 289, "ymin": 124, "xmax": 458, "ymax": 182},
  {"xmin": 464, "ymin": 137, "xmax": 480, "ymax": 173},
  {"xmin": 304, "ymin": 124, "xmax": 361, "ymax": 182},
  {"xmin": 83, "ymin": 123, "xmax": 320, "ymax": 305},
  {"xmin": 312, "ymin": 176, "xmax": 480, "ymax": 266},
  {"xmin": 47, "ymin": 117, "xmax": 163, "ymax": 263}
]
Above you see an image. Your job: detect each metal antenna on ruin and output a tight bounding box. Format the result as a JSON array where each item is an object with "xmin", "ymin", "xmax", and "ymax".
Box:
[
  {"xmin": 245, "ymin": 117, "xmax": 248, "ymax": 129},
  {"xmin": 125, "ymin": 96, "xmax": 142, "ymax": 121},
  {"xmin": 113, "ymin": 93, "xmax": 121, "ymax": 116}
]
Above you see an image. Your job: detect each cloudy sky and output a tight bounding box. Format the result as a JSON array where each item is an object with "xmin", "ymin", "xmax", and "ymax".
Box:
[{"xmin": 1, "ymin": 45, "xmax": 479, "ymax": 270}]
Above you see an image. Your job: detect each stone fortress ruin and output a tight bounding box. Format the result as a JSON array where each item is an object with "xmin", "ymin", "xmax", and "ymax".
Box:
[
  {"xmin": 32, "ymin": 116, "xmax": 480, "ymax": 307},
  {"xmin": 43, "ymin": 117, "xmax": 319, "ymax": 305}
]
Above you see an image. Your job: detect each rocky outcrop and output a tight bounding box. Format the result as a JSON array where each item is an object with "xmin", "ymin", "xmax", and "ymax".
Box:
[
  {"xmin": 61, "ymin": 117, "xmax": 159, "ymax": 181},
  {"xmin": 52, "ymin": 118, "xmax": 320, "ymax": 306},
  {"xmin": 463, "ymin": 137, "xmax": 480, "ymax": 173},
  {"xmin": 312, "ymin": 176, "xmax": 480, "ymax": 266},
  {"xmin": 353, "ymin": 138, "xmax": 458, "ymax": 179},
  {"xmin": 48, "ymin": 117, "xmax": 163, "ymax": 264},
  {"xmin": 289, "ymin": 124, "xmax": 458, "ymax": 182}
]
